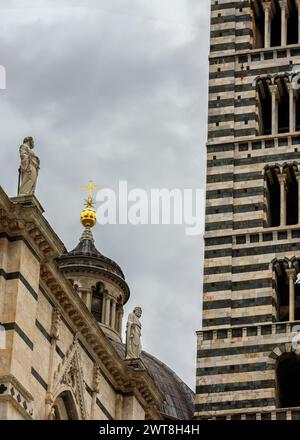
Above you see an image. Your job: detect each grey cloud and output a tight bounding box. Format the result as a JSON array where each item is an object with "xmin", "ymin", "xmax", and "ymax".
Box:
[{"xmin": 0, "ymin": 0, "xmax": 209, "ymax": 388}]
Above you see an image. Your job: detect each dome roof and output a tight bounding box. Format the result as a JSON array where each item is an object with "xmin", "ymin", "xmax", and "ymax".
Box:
[
  {"xmin": 110, "ymin": 339, "xmax": 195, "ymax": 420},
  {"xmin": 57, "ymin": 227, "xmax": 125, "ymax": 279}
]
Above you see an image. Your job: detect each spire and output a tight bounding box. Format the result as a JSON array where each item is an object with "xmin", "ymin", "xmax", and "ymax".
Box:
[
  {"xmin": 80, "ymin": 227, "xmax": 95, "ymax": 242},
  {"xmin": 80, "ymin": 180, "xmax": 99, "ymax": 229}
]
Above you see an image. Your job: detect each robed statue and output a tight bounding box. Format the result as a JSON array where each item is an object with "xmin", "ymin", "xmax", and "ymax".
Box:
[
  {"xmin": 18, "ymin": 137, "xmax": 40, "ymax": 196},
  {"xmin": 125, "ymin": 307, "xmax": 142, "ymax": 359}
]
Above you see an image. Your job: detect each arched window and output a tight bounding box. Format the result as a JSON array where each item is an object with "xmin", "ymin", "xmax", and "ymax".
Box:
[
  {"xmin": 276, "ymin": 77, "xmax": 289, "ymax": 133},
  {"xmin": 273, "ymin": 259, "xmax": 290, "ymax": 321},
  {"xmin": 51, "ymin": 391, "xmax": 79, "ymax": 420},
  {"xmin": 284, "ymin": 164, "xmax": 299, "ymax": 225},
  {"xmin": 265, "ymin": 164, "xmax": 299, "ymax": 228},
  {"xmin": 252, "ymin": 0, "xmax": 299, "ymax": 49},
  {"xmin": 264, "ymin": 165, "xmax": 281, "ymax": 227},
  {"xmin": 256, "ymin": 74, "xmax": 300, "ymax": 136},
  {"xmin": 257, "ymin": 78, "xmax": 272, "ymax": 135},
  {"xmin": 91, "ymin": 282, "xmax": 104, "ymax": 323},
  {"xmin": 272, "ymin": 258, "xmax": 300, "ymax": 322},
  {"xmin": 287, "ymin": 0, "xmax": 298, "ymax": 45},
  {"xmin": 276, "ymin": 353, "xmax": 300, "ymax": 408},
  {"xmin": 251, "ymin": 0, "xmax": 264, "ymax": 49},
  {"xmin": 270, "ymin": 0, "xmax": 281, "ymax": 47}
]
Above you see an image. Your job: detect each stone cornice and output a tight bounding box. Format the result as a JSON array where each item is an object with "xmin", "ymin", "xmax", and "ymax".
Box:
[{"xmin": 0, "ymin": 189, "xmax": 66, "ymax": 260}]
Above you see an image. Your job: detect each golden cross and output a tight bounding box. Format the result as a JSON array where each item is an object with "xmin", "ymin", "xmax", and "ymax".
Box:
[{"xmin": 83, "ymin": 180, "xmax": 99, "ymax": 207}]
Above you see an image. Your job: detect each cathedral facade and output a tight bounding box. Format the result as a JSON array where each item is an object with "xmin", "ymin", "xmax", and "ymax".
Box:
[
  {"xmin": 0, "ymin": 167, "xmax": 194, "ymax": 419},
  {"xmin": 196, "ymin": 0, "xmax": 300, "ymax": 420}
]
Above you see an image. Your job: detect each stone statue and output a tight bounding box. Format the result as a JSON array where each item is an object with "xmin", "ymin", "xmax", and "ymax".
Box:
[
  {"xmin": 125, "ymin": 307, "xmax": 142, "ymax": 359},
  {"xmin": 18, "ymin": 137, "xmax": 40, "ymax": 196}
]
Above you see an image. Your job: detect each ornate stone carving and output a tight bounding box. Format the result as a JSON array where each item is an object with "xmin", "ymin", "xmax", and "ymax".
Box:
[
  {"xmin": 92, "ymin": 366, "xmax": 101, "ymax": 394},
  {"xmin": 125, "ymin": 307, "xmax": 142, "ymax": 359},
  {"xmin": 52, "ymin": 337, "xmax": 87, "ymax": 419},
  {"xmin": 0, "ymin": 375, "xmax": 33, "ymax": 419},
  {"xmin": 18, "ymin": 137, "xmax": 40, "ymax": 196},
  {"xmin": 50, "ymin": 308, "xmax": 61, "ymax": 340}
]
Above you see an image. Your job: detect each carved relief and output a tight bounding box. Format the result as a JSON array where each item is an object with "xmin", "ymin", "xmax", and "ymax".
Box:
[
  {"xmin": 52, "ymin": 336, "xmax": 87, "ymax": 419},
  {"xmin": 50, "ymin": 308, "xmax": 61, "ymax": 340}
]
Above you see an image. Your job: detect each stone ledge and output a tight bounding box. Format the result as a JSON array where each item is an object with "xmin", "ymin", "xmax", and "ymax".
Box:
[{"xmin": 10, "ymin": 195, "xmax": 44, "ymax": 215}]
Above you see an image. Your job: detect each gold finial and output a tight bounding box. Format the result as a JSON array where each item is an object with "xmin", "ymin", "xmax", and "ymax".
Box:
[{"xmin": 80, "ymin": 180, "xmax": 99, "ymax": 229}]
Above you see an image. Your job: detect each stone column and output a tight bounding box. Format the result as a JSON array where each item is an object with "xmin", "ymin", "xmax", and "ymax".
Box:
[
  {"xmin": 111, "ymin": 300, "xmax": 116, "ymax": 330},
  {"xmin": 115, "ymin": 307, "xmax": 120, "ymax": 334},
  {"xmin": 263, "ymin": 2, "xmax": 272, "ymax": 48},
  {"xmin": 278, "ymin": 173, "xmax": 287, "ymax": 226},
  {"xmin": 287, "ymin": 268, "xmax": 296, "ymax": 322},
  {"xmin": 117, "ymin": 308, "xmax": 124, "ymax": 335},
  {"xmin": 105, "ymin": 296, "xmax": 111, "ymax": 326},
  {"xmin": 101, "ymin": 294, "xmax": 106, "ymax": 324},
  {"xmin": 279, "ymin": 1, "xmax": 288, "ymax": 46},
  {"xmin": 270, "ymin": 85, "xmax": 279, "ymax": 135},
  {"xmin": 296, "ymin": 172, "xmax": 300, "ymax": 224},
  {"xmin": 288, "ymin": 83, "xmax": 296, "ymax": 133}
]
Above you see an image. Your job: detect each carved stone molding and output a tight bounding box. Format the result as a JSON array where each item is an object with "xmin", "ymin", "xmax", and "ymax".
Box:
[{"xmin": 0, "ymin": 374, "xmax": 34, "ymax": 419}]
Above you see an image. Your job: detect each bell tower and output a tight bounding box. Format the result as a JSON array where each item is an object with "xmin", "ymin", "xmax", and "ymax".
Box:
[{"xmin": 196, "ymin": 0, "xmax": 300, "ymax": 420}]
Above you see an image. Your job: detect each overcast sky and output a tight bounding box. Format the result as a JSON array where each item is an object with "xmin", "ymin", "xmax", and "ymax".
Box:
[{"xmin": 0, "ymin": 0, "xmax": 210, "ymax": 389}]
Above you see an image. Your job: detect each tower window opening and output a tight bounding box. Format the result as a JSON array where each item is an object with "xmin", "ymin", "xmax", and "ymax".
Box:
[
  {"xmin": 265, "ymin": 167, "xmax": 280, "ymax": 227},
  {"xmin": 277, "ymin": 78, "xmax": 290, "ymax": 133},
  {"xmin": 270, "ymin": 0, "xmax": 282, "ymax": 47},
  {"xmin": 91, "ymin": 282, "xmax": 104, "ymax": 323},
  {"xmin": 273, "ymin": 259, "xmax": 300, "ymax": 323},
  {"xmin": 274, "ymin": 263, "xmax": 289, "ymax": 321},
  {"xmin": 287, "ymin": 0, "xmax": 298, "ymax": 45},
  {"xmin": 251, "ymin": 0, "xmax": 264, "ymax": 49},
  {"xmin": 276, "ymin": 353, "xmax": 300, "ymax": 408},
  {"xmin": 257, "ymin": 78, "xmax": 272, "ymax": 135},
  {"xmin": 285, "ymin": 165, "xmax": 299, "ymax": 225}
]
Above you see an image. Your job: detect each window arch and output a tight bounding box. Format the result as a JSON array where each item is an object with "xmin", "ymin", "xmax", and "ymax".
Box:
[
  {"xmin": 270, "ymin": 0, "xmax": 281, "ymax": 48},
  {"xmin": 287, "ymin": 0, "xmax": 299, "ymax": 45},
  {"xmin": 51, "ymin": 390, "xmax": 80, "ymax": 420},
  {"xmin": 264, "ymin": 163, "xmax": 299, "ymax": 228},
  {"xmin": 251, "ymin": 0, "xmax": 265, "ymax": 49},
  {"xmin": 272, "ymin": 257, "xmax": 300, "ymax": 322},
  {"xmin": 251, "ymin": 0, "xmax": 299, "ymax": 49},
  {"xmin": 255, "ymin": 72, "xmax": 300, "ymax": 136},
  {"xmin": 275, "ymin": 76, "xmax": 290, "ymax": 133},
  {"xmin": 256, "ymin": 77, "xmax": 272, "ymax": 135},
  {"xmin": 264, "ymin": 165, "xmax": 281, "ymax": 227},
  {"xmin": 91, "ymin": 282, "xmax": 104, "ymax": 323},
  {"xmin": 284, "ymin": 163, "xmax": 299, "ymax": 225}
]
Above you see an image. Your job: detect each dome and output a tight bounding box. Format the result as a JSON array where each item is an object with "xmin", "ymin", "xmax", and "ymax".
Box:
[
  {"xmin": 57, "ymin": 227, "xmax": 125, "ymax": 280},
  {"xmin": 110, "ymin": 339, "xmax": 195, "ymax": 420}
]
